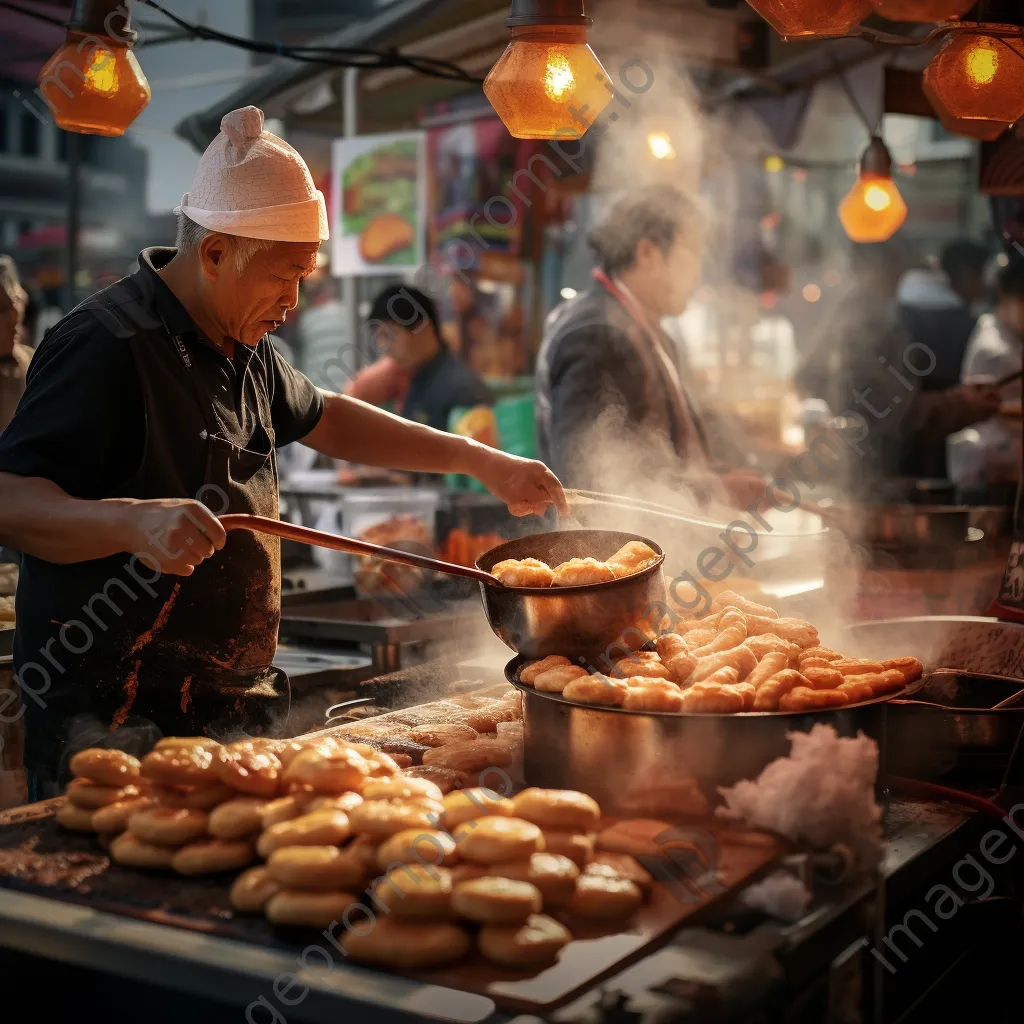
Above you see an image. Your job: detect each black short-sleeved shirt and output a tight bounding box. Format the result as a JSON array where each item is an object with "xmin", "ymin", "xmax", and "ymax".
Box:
[
  {"xmin": 399, "ymin": 347, "xmax": 491, "ymax": 431},
  {"xmin": 0, "ymin": 248, "xmax": 323, "ymax": 495}
]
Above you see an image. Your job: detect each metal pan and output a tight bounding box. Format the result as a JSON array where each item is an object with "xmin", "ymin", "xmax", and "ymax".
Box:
[
  {"xmin": 475, "ymin": 530, "xmax": 667, "ymax": 660},
  {"xmin": 224, "ymin": 516, "xmax": 667, "ymax": 661},
  {"xmin": 505, "ymin": 656, "xmax": 926, "ymax": 812}
]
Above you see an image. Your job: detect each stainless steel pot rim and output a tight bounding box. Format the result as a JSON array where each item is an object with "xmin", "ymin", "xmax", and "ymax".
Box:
[
  {"xmin": 506, "ymin": 656, "xmax": 929, "ymax": 718},
  {"xmin": 475, "ymin": 529, "xmax": 666, "ymax": 595}
]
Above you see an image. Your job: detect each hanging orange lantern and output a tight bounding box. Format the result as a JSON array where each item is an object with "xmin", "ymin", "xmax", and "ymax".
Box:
[
  {"xmin": 937, "ymin": 111, "xmax": 1012, "ymax": 141},
  {"xmin": 37, "ymin": 0, "xmax": 150, "ymax": 136},
  {"xmin": 839, "ymin": 138, "xmax": 909, "ymax": 243},
  {"xmin": 744, "ymin": 0, "xmax": 872, "ymax": 39},
  {"xmin": 922, "ymin": 32, "xmax": 1024, "ymax": 127},
  {"xmin": 484, "ymin": 1, "xmax": 612, "ymax": 140},
  {"xmin": 869, "ymin": 1, "xmax": 974, "ymax": 21}
]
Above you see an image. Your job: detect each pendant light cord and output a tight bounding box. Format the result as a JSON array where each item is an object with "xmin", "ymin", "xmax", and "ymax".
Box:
[{"xmin": 830, "ymin": 54, "xmax": 880, "ymax": 138}]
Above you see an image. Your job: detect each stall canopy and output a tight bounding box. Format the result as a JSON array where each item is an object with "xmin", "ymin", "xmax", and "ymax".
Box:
[{"xmin": 174, "ymin": 0, "xmax": 461, "ymax": 150}]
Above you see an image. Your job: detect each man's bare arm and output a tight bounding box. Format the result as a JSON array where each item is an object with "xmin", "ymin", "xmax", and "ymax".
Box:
[
  {"xmin": 0, "ymin": 473, "xmax": 225, "ymax": 574},
  {"xmin": 302, "ymin": 392, "xmax": 568, "ymax": 516}
]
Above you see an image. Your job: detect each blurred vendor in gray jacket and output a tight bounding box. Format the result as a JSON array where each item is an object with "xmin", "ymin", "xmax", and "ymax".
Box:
[{"xmin": 535, "ymin": 184, "xmax": 764, "ymax": 508}]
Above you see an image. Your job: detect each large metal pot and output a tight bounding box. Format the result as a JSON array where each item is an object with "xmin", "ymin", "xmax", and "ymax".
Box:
[
  {"xmin": 476, "ymin": 530, "xmax": 667, "ymax": 660},
  {"xmin": 506, "ymin": 657, "xmax": 924, "ymax": 812}
]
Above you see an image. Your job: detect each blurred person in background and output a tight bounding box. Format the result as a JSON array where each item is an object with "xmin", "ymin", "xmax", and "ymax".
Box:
[
  {"xmin": 0, "ymin": 254, "xmax": 31, "ymax": 435},
  {"xmin": 898, "ymin": 239, "xmax": 989, "ymax": 393},
  {"xmin": 536, "ymin": 183, "xmax": 766, "ymax": 508},
  {"xmin": 359, "ymin": 284, "xmax": 491, "ymax": 432},
  {"xmin": 950, "ymin": 259, "xmax": 1024, "ymax": 504},
  {"xmin": 799, "ymin": 240, "xmax": 1000, "ymax": 495}
]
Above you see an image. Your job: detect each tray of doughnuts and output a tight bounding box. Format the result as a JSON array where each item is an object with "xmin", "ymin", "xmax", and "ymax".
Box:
[
  {"xmin": 512, "ymin": 588, "xmax": 926, "ymax": 716},
  {"xmin": 13, "ymin": 728, "xmax": 785, "ymax": 1013}
]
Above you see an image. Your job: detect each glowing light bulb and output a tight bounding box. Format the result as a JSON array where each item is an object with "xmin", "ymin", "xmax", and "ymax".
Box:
[
  {"xmin": 923, "ymin": 34, "xmax": 1024, "ymax": 126},
  {"xmin": 966, "ymin": 43, "xmax": 999, "ymax": 86},
  {"xmin": 544, "ymin": 55, "xmax": 575, "ymax": 100},
  {"xmin": 803, "ymin": 284, "xmax": 822, "ymax": 303},
  {"xmin": 647, "ymin": 132, "xmax": 675, "ymax": 160},
  {"xmin": 84, "ymin": 47, "xmax": 118, "ymax": 94},
  {"xmin": 483, "ymin": 6, "xmax": 611, "ymax": 141},
  {"xmin": 864, "ymin": 184, "xmax": 893, "ymax": 212},
  {"xmin": 38, "ymin": 31, "xmax": 149, "ymax": 136},
  {"xmin": 764, "ymin": 155, "xmax": 785, "ymax": 173},
  {"xmin": 745, "ymin": 0, "xmax": 872, "ymax": 38}
]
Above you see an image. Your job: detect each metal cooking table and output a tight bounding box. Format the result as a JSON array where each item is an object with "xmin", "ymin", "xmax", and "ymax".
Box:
[{"xmin": 1, "ymin": 796, "xmax": 1015, "ymax": 1024}]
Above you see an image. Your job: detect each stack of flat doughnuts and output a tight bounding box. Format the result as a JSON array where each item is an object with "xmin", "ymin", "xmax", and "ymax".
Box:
[{"xmin": 56, "ymin": 744, "xmax": 657, "ymax": 973}]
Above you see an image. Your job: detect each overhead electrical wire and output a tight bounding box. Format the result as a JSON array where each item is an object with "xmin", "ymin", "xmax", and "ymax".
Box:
[{"xmin": 0, "ymin": 0, "xmax": 486, "ymax": 84}]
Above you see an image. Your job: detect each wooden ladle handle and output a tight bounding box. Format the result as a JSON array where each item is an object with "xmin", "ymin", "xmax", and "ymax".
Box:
[{"xmin": 219, "ymin": 513, "xmax": 500, "ymax": 586}]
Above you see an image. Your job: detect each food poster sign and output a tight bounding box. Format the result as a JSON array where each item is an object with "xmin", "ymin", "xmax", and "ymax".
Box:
[
  {"xmin": 426, "ymin": 118, "xmax": 532, "ymax": 260},
  {"xmin": 330, "ymin": 132, "xmax": 426, "ymax": 275},
  {"xmin": 425, "ymin": 118, "xmax": 537, "ymax": 378}
]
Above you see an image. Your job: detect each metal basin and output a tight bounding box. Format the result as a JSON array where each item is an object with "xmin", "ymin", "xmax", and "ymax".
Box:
[
  {"xmin": 476, "ymin": 530, "xmax": 667, "ymax": 660},
  {"xmin": 507, "ymin": 656, "xmax": 925, "ymax": 812}
]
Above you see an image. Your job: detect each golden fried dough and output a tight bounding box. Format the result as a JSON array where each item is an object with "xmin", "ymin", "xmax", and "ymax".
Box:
[
  {"xmin": 551, "ymin": 557, "xmax": 616, "ymax": 587},
  {"xmin": 376, "ymin": 829, "xmax": 459, "ymax": 868},
  {"xmin": 441, "ymin": 787, "xmax": 515, "ymax": 830},
  {"xmin": 491, "ymin": 558, "xmax": 555, "ymax": 588},
  {"xmin": 778, "ymin": 687, "xmax": 850, "ymax": 711},
  {"xmin": 691, "ymin": 644, "xmax": 757, "ymax": 683},
  {"xmin": 230, "ymin": 865, "xmax": 281, "ymax": 913},
  {"xmin": 128, "ymin": 807, "xmax": 208, "ymax": 847},
  {"xmin": 347, "ymin": 801, "xmax": 437, "ymax": 842},
  {"xmin": 567, "ymin": 874, "xmax": 643, "ymax": 919},
  {"xmin": 361, "ymin": 777, "xmax": 443, "ymax": 803},
  {"xmin": 208, "ymin": 797, "xmax": 268, "ymax": 840},
  {"xmin": 420, "ymin": 737, "xmax": 516, "ymax": 772},
  {"xmin": 172, "ymin": 839, "xmax": 255, "ymax": 876},
  {"xmin": 110, "ymin": 832, "xmax": 175, "ymax": 869},
  {"xmin": 512, "ymin": 788, "xmax": 600, "ymax": 831},
  {"xmin": 453, "ymin": 816, "xmax": 544, "ymax": 863},
  {"xmin": 478, "ymin": 913, "xmax": 572, "ymax": 967},
  {"xmin": 67, "ymin": 778, "xmax": 140, "ymax": 810},
  {"xmin": 605, "ymin": 541, "xmax": 660, "ymax": 579},
  {"xmin": 266, "ymin": 890, "xmax": 359, "ymax": 928},
  {"xmin": 343, "ymin": 916, "xmax": 471, "ymax": 968},
  {"xmin": 257, "ymin": 809, "xmax": 352, "ymax": 858},
  {"xmin": 562, "ymin": 673, "xmax": 629, "ymax": 706},
  {"xmin": 520, "ymin": 655, "xmax": 573, "ymax": 686},
  {"xmin": 266, "ymin": 845, "xmax": 366, "ymax": 890},
  {"xmin": 623, "ymin": 680, "xmax": 685, "ymax": 712},
  {"xmin": 531, "ymin": 663, "xmax": 585, "ymax": 693},
  {"xmin": 55, "ymin": 801, "xmax": 96, "ymax": 832},
  {"xmin": 746, "ymin": 651, "xmax": 790, "ymax": 689},
  {"xmin": 453, "ymin": 876, "xmax": 542, "ymax": 924},
  {"xmin": 370, "ymin": 863, "xmax": 453, "ymax": 918},
  {"xmin": 541, "ymin": 830, "xmax": 595, "ymax": 868},
  {"xmin": 70, "ymin": 748, "xmax": 141, "ymax": 787},
  {"xmin": 751, "ymin": 668, "xmax": 808, "ymax": 711}
]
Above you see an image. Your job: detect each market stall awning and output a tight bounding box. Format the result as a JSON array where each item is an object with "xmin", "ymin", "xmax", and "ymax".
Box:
[{"xmin": 173, "ymin": 0, "xmax": 460, "ymax": 151}]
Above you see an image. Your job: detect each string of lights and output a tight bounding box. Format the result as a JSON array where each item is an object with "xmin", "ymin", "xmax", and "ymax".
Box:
[{"xmin": 1, "ymin": 0, "xmax": 484, "ymax": 83}]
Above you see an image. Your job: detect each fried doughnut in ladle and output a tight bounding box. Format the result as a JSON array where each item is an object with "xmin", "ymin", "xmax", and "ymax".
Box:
[
  {"xmin": 551, "ymin": 558, "xmax": 616, "ymax": 587},
  {"xmin": 491, "ymin": 558, "xmax": 555, "ymax": 588},
  {"xmin": 605, "ymin": 541, "xmax": 660, "ymax": 579}
]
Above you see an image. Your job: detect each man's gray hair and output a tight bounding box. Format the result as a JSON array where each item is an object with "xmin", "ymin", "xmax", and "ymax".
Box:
[{"xmin": 175, "ymin": 213, "xmax": 274, "ymax": 273}]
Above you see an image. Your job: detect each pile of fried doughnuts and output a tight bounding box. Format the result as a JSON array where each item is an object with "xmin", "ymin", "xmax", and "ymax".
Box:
[
  {"xmin": 57, "ymin": 741, "xmax": 658, "ymax": 972},
  {"xmin": 491, "ymin": 541, "xmax": 660, "ymax": 588},
  {"xmin": 518, "ymin": 590, "xmax": 923, "ymax": 714}
]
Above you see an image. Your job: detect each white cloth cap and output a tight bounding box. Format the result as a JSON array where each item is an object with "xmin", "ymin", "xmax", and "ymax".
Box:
[{"xmin": 176, "ymin": 106, "xmax": 329, "ymax": 243}]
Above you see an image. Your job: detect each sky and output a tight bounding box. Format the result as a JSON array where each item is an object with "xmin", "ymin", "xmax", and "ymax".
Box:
[{"xmin": 126, "ymin": 0, "xmax": 256, "ymax": 213}]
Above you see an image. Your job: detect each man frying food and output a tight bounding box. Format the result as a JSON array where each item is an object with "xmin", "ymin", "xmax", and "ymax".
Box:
[{"xmin": 0, "ymin": 107, "xmax": 566, "ymax": 790}]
